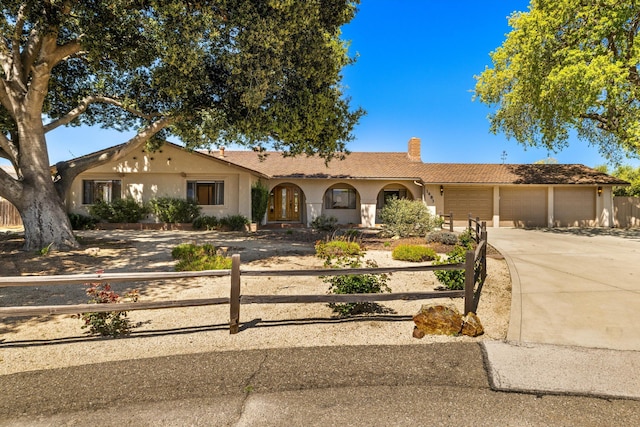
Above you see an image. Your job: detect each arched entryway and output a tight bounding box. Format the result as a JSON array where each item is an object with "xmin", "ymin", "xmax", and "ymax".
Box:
[{"xmin": 268, "ymin": 184, "xmax": 304, "ymax": 223}]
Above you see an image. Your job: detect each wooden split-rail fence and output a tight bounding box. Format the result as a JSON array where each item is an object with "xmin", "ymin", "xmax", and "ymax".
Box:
[{"xmin": 0, "ymin": 222, "xmax": 488, "ymax": 334}]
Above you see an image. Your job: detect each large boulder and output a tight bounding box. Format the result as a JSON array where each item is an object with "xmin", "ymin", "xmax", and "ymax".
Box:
[
  {"xmin": 412, "ymin": 304, "xmax": 484, "ymax": 338},
  {"xmin": 412, "ymin": 304, "xmax": 463, "ymax": 336}
]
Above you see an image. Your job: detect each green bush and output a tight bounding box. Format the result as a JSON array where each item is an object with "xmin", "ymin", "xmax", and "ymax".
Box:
[
  {"xmin": 458, "ymin": 228, "xmax": 475, "ymax": 248},
  {"xmin": 433, "ymin": 245, "xmax": 468, "ymax": 290},
  {"xmin": 251, "ymin": 182, "xmax": 270, "ymax": 223},
  {"xmin": 148, "ymin": 197, "xmax": 201, "ymax": 223},
  {"xmin": 326, "ymin": 260, "xmax": 391, "ymax": 316},
  {"xmin": 426, "ymin": 230, "xmax": 459, "ymax": 245},
  {"xmin": 192, "ymin": 215, "xmax": 219, "ymax": 230},
  {"xmin": 391, "ymin": 245, "xmax": 437, "ymax": 262},
  {"xmin": 171, "ymin": 243, "xmax": 232, "ymax": 271},
  {"xmin": 318, "ymin": 238, "xmax": 390, "ymax": 316},
  {"xmin": 311, "ymin": 214, "xmax": 339, "ymax": 232},
  {"xmin": 88, "ymin": 198, "xmax": 149, "ymax": 223},
  {"xmin": 379, "ymin": 198, "xmax": 443, "ymax": 237},
  {"xmin": 68, "ymin": 213, "xmax": 98, "ymax": 230},
  {"xmin": 219, "ymin": 214, "xmax": 250, "ymax": 231}
]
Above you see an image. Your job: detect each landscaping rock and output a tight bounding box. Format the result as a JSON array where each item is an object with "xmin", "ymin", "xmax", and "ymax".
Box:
[
  {"xmin": 461, "ymin": 312, "xmax": 484, "ymax": 337},
  {"xmin": 412, "ymin": 304, "xmax": 463, "ymax": 336}
]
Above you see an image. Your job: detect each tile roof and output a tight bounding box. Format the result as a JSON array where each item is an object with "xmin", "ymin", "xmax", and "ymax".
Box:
[{"xmin": 206, "ymin": 150, "xmax": 629, "ymax": 185}]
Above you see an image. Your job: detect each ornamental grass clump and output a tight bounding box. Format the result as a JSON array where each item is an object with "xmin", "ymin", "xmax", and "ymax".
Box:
[
  {"xmin": 391, "ymin": 244, "xmax": 438, "ymax": 262},
  {"xmin": 172, "ymin": 243, "xmax": 232, "ymax": 271},
  {"xmin": 78, "ymin": 282, "xmax": 139, "ymax": 337}
]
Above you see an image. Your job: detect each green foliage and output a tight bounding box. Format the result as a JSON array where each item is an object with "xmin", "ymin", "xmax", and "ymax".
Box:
[
  {"xmin": 391, "ymin": 245, "xmax": 437, "ymax": 262},
  {"xmin": 458, "ymin": 229, "xmax": 475, "ymax": 248},
  {"xmin": 219, "ymin": 215, "xmax": 250, "ymax": 231},
  {"xmin": 68, "ymin": 213, "xmax": 99, "ymax": 230},
  {"xmin": 318, "ymin": 238, "xmax": 390, "ymax": 316},
  {"xmin": 78, "ymin": 283, "xmax": 139, "ymax": 337},
  {"xmin": 474, "ymin": 1, "xmax": 640, "ymax": 161},
  {"xmin": 433, "ymin": 246, "xmax": 468, "ymax": 290},
  {"xmin": 426, "ymin": 231, "xmax": 459, "ymax": 246},
  {"xmin": 326, "ymin": 259, "xmax": 391, "ymax": 316},
  {"xmin": 251, "ymin": 182, "xmax": 270, "ymax": 223},
  {"xmin": 88, "ymin": 198, "xmax": 149, "ymax": 223},
  {"xmin": 597, "ymin": 164, "xmax": 640, "ymax": 196},
  {"xmin": 311, "ymin": 215, "xmax": 339, "ymax": 232},
  {"xmin": 148, "ymin": 197, "xmax": 201, "ymax": 223},
  {"xmin": 37, "ymin": 242, "xmax": 53, "ymax": 256},
  {"xmin": 379, "ymin": 198, "xmax": 443, "ymax": 237},
  {"xmin": 172, "ymin": 243, "xmax": 232, "ymax": 271},
  {"xmin": 315, "ymin": 239, "xmax": 364, "ymax": 268},
  {"xmin": 192, "ymin": 215, "xmax": 219, "ymax": 230}
]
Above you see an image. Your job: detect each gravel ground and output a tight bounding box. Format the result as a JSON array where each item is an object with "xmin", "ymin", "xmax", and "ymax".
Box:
[{"xmin": 0, "ymin": 229, "xmax": 511, "ymax": 375}]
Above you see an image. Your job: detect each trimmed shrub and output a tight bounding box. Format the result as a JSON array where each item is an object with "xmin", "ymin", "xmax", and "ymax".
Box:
[
  {"xmin": 68, "ymin": 213, "xmax": 98, "ymax": 230},
  {"xmin": 251, "ymin": 182, "xmax": 270, "ymax": 223},
  {"xmin": 391, "ymin": 244, "xmax": 437, "ymax": 262},
  {"xmin": 311, "ymin": 214, "xmax": 339, "ymax": 232},
  {"xmin": 426, "ymin": 230, "xmax": 459, "ymax": 246},
  {"xmin": 219, "ymin": 214, "xmax": 250, "ymax": 231},
  {"xmin": 192, "ymin": 215, "xmax": 219, "ymax": 230},
  {"xmin": 148, "ymin": 197, "xmax": 201, "ymax": 223},
  {"xmin": 379, "ymin": 198, "xmax": 443, "ymax": 237},
  {"xmin": 171, "ymin": 243, "xmax": 232, "ymax": 271},
  {"xmin": 433, "ymin": 245, "xmax": 468, "ymax": 290},
  {"xmin": 88, "ymin": 198, "xmax": 149, "ymax": 223}
]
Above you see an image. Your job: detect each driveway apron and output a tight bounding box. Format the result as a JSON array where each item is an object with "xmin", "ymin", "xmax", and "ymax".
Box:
[{"xmin": 488, "ymin": 228, "xmax": 640, "ymax": 351}]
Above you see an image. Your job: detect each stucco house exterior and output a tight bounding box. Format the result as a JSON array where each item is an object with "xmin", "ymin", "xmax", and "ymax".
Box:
[{"xmin": 66, "ymin": 137, "xmax": 628, "ymax": 228}]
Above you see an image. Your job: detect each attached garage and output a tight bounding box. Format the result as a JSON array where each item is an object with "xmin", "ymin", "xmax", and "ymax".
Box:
[
  {"xmin": 500, "ymin": 187, "xmax": 547, "ymax": 228},
  {"xmin": 444, "ymin": 186, "xmax": 493, "ymax": 224},
  {"xmin": 553, "ymin": 187, "xmax": 597, "ymax": 227}
]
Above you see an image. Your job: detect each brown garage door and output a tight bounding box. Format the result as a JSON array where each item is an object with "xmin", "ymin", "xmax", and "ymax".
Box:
[
  {"xmin": 553, "ymin": 187, "xmax": 596, "ymax": 227},
  {"xmin": 444, "ymin": 186, "xmax": 493, "ymax": 225},
  {"xmin": 500, "ymin": 187, "xmax": 547, "ymax": 228}
]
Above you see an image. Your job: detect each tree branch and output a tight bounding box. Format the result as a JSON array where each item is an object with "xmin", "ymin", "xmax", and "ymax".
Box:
[
  {"xmin": 0, "ymin": 164, "xmax": 22, "ymax": 203},
  {"xmin": 44, "ymin": 96, "xmax": 162, "ymax": 133},
  {"xmin": 11, "ymin": 4, "xmax": 27, "ymax": 86},
  {"xmin": 54, "ymin": 115, "xmax": 174, "ymax": 199}
]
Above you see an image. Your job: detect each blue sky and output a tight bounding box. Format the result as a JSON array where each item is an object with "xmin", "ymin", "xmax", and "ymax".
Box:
[{"xmin": 5, "ymin": 1, "xmax": 639, "ymax": 168}]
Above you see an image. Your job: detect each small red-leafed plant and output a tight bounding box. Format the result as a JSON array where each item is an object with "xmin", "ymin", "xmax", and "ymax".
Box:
[{"xmin": 78, "ymin": 280, "xmax": 139, "ymax": 337}]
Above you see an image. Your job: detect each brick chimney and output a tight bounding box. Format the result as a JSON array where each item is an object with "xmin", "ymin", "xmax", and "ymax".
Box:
[
  {"xmin": 407, "ymin": 137, "xmax": 421, "ymax": 162},
  {"xmin": 219, "ymin": 147, "xmax": 225, "ymax": 157}
]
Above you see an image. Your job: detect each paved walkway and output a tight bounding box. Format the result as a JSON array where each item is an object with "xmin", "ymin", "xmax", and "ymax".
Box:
[{"xmin": 483, "ymin": 227, "xmax": 640, "ymax": 399}]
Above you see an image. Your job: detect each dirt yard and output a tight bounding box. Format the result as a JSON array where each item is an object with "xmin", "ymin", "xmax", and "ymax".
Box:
[{"xmin": 0, "ymin": 228, "xmax": 512, "ymax": 375}]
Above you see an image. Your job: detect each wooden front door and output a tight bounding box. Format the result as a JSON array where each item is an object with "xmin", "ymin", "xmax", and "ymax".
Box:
[{"xmin": 268, "ymin": 185, "xmax": 301, "ymax": 222}]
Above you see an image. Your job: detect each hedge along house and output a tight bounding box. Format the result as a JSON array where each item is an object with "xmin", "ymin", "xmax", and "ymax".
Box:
[{"xmin": 66, "ymin": 138, "xmax": 627, "ymax": 228}]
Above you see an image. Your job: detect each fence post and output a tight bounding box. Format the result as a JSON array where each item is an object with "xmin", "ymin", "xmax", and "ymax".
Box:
[
  {"xmin": 468, "ymin": 214, "xmax": 472, "ymax": 231},
  {"xmin": 449, "ymin": 211, "xmax": 453, "ymax": 232},
  {"xmin": 229, "ymin": 254, "xmax": 241, "ymax": 334},
  {"xmin": 464, "ymin": 250, "xmax": 475, "ymax": 315},
  {"xmin": 480, "ymin": 222, "xmax": 488, "ymax": 284}
]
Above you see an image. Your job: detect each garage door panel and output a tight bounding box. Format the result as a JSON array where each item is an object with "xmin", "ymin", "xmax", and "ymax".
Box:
[
  {"xmin": 554, "ymin": 187, "xmax": 596, "ymax": 227},
  {"xmin": 500, "ymin": 187, "xmax": 547, "ymax": 228},
  {"xmin": 444, "ymin": 187, "xmax": 493, "ymax": 225}
]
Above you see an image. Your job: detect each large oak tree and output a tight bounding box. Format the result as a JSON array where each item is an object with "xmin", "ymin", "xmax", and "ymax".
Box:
[
  {"xmin": 0, "ymin": 0, "xmax": 362, "ymax": 250},
  {"xmin": 474, "ymin": 0, "xmax": 640, "ymax": 163}
]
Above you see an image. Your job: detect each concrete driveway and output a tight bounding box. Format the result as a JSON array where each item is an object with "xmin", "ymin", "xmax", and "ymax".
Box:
[{"xmin": 488, "ymin": 227, "xmax": 640, "ymax": 351}]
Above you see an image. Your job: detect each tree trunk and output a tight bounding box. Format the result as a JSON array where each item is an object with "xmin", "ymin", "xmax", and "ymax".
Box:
[{"xmin": 17, "ymin": 178, "xmax": 78, "ymax": 251}]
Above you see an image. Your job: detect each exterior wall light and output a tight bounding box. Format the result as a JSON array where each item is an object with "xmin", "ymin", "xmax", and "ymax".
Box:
[
  {"xmin": 597, "ymin": 186, "xmax": 603, "ymax": 196},
  {"xmin": 440, "ymin": 185, "xmax": 444, "ymax": 196}
]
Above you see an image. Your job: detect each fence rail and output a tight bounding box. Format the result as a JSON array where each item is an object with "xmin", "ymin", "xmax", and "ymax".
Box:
[
  {"xmin": 439, "ymin": 211, "xmax": 454, "ymax": 232},
  {"xmin": 0, "ymin": 222, "xmax": 488, "ymax": 334}
]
